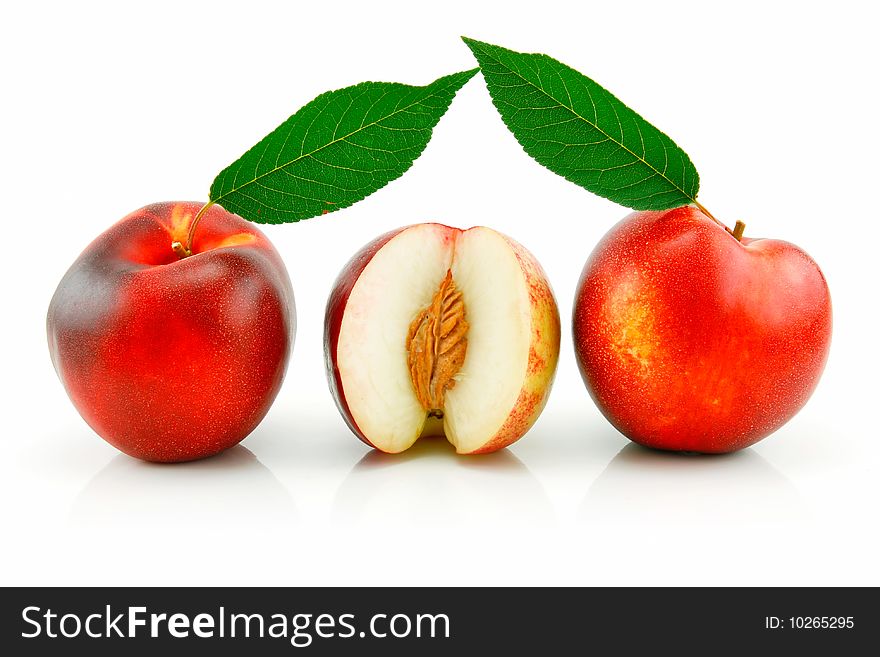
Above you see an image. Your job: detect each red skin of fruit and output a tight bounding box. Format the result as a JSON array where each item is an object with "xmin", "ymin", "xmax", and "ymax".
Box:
[
  {"xmin": 47, "ymin": 202, "xmax": 295, "ymax": 462},
  {"xmin": 573, "ymin": 206, "xmax": 832, "ymax": 453}
]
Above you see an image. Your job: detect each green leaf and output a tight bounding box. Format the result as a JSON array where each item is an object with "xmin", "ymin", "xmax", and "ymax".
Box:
[
  {"xmin": 210, "ymin": 68, "xmax": 478, "ymax": 224},
  {"xmin": 462, "ymin": 37, "xmax": 699, "ymax": 211}
]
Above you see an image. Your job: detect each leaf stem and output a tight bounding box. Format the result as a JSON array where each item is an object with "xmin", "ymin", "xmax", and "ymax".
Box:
[
  {"xmin": 692, "ymin": 198, "xmax": 745, "ymax": 241},
  {"xmin": 171, "ymin": 201, "xmax": 215, "ymax": 258},
  {"xmin": 692, "ymin": 199, "xmax": 746, "ymax": 242},
  {"xmin": 692, "ymin": 198, "xmax": 719, "ymax": 224}
]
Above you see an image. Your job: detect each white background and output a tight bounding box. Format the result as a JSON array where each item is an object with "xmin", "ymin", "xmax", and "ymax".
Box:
[{"xmin": 2, "ymin": 0, "xmax": 878, "ymax": 586}]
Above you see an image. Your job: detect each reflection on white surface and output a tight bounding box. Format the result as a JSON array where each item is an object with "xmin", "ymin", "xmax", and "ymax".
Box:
[
  {"xmin": 334, "ymin": 437, "xmax": 553, "ymax": 526},
  {"xmin": 70, "ymin": 446, "xmax": 296, "ymax": 528},
  {"xmin": 581, "ymin": 443, "xmax": 804, "ymax": 525}
]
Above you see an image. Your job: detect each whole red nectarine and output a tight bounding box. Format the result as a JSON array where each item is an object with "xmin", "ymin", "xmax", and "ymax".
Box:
[
  {"xmin": 47, "ymin": 202, "xmax": 295, "ymax": 462},
  {"xmin": 573, "ymin": 206, "xmax": 831, "ymax": 453}
]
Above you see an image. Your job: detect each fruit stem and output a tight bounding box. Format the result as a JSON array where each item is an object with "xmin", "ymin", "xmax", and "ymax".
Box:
[
  {"xmin": 171, "ymin": 201, "xmax": 215, "ymax": 259},
  {"xmin": 732, "ymin": 220, "xmax": 746, "ymax": 241}
]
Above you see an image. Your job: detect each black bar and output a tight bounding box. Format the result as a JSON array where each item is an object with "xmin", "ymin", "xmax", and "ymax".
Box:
[{"xmin": 1, "ymin": 587, "xmax": 874, "ymax": 654}]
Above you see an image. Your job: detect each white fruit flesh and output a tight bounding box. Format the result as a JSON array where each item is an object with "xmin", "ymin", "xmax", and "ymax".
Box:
[
  {"xmin": 444, "ymin": 228, "xmax": 530, "ymax": 453},
  {"xmin": 336, "ymin": 224, "xmax": 532, "ymax": 453},
  {"xmin": 336, "ymin": 225, "xmax": 450, "ymax": 452}
]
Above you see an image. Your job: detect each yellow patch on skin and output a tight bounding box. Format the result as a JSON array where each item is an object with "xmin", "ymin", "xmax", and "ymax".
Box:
[
  {"xmin": 168, "ymin": 204, "xmax": 193, "ymax": 245},
  {"xmin": 213, "ymin": 233, "xmax": 257, "ymax": 249},
  {"xmin": 607, "ymin": 274, "xmax": 656, "ymax": 371}
]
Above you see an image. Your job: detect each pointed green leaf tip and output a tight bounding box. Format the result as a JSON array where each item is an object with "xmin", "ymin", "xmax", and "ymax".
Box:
[
  {"xmin": 210, "ymin": 68, "xmax": 478, "ymax": 224},
  {"xmin": 462, "ymin": 37, "xmax": 700, "ymax": 211}
]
